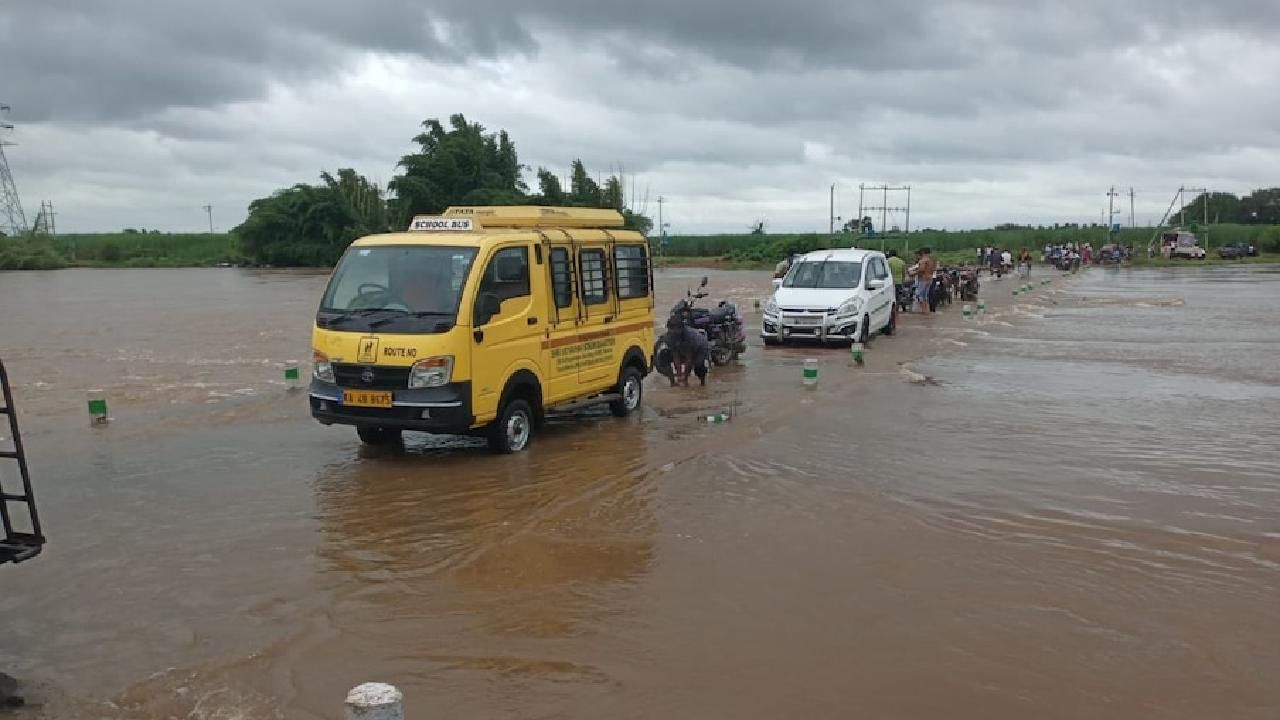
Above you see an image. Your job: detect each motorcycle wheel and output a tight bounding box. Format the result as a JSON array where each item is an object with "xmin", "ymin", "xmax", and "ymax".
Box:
[{"xmin": 710, "ymin": 345, "xmax": 734, "ymax": 366}]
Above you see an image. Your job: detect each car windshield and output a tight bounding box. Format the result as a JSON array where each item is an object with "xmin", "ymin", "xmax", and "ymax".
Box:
[
  {"xmin": 784, "ymin": 260, "xmax": 863, "ymax": 289},
  {"xmin": 318, "ymin": 245, "xmax": 477, "ymax": 333}
]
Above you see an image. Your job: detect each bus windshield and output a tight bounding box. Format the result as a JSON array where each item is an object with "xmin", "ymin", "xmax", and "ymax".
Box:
[{"xmin": 317, "ymin": 245, "xmax": 477, "ymax": 333}]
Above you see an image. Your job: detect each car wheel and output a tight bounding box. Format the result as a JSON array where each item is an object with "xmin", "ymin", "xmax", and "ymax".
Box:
[
  {"xmin": 356, "ymin": 425, "xmax": 402, "ymax": 445},
  {"xmin": 883, "ymin": 308, "xmax": 896, "ymax": 336},
  {"xmin": 858, "ymin": 314, "xmax": 871, "ymax": 344},
  {"xmin": 487, "ymin": 397, "xmax": 534, "ymax": 454},
  {"xmin": 609, "ymin": 366, "xmax": 644, "ymax": 418}
]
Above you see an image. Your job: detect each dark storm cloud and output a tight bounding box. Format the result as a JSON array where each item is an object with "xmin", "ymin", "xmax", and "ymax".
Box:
[
  {"xmin": 6, "ymin": 0, "xmax": 1280, "ymax": 233},
  {"xmin": 5, "ymin": 0, "xmax": 1280, "ymax": 123},
  {"xmin": 0, "ymin": 0, "xmax": 533, "ymax": 121}
]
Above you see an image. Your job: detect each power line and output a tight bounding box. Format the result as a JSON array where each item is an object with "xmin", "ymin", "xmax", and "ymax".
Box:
[{"xmin": 857, "ymin": 183, "xmax": 912, "ymax": 251}]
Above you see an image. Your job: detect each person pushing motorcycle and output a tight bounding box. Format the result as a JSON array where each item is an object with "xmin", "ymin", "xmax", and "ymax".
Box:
[{"xmin": 655, "ymin": 315, "xmax": 710, "ymax": 387}]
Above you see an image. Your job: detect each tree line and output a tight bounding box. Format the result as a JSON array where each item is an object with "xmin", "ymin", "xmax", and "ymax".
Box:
[
  {"xmin": 234, "ymin": 114, "xmax": 652, "ymax": 266},
  {"xmin": 1175, "ymin": 189, "xmax": 1280, "ymax": 225}
]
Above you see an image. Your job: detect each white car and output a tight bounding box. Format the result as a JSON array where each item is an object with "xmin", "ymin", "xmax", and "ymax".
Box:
[{"xmin": 762, "ymin": 248, "xmax": 896, "ymax": 345}]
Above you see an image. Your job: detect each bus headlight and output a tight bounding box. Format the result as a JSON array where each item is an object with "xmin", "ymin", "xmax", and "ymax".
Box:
[
  {"xmin": 312, "ymin": 350, "xmax": 335, "ymax": 383},
  {"xmin": 409, "ymin": 356, "xmax": 453, "ymax": 388}
]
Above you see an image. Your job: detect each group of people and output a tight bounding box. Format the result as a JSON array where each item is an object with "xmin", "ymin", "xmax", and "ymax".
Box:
[
  {"xmin": 975, "ymin": 246, "xmax": 1035, "ymax": 278},
  {"xmin": 1042, "ymin": 243, "xmax": 1086, "ymax": 269},
  {"xmin": 887, "ymin": 247, "xmax": 957, "ymax": 314}
]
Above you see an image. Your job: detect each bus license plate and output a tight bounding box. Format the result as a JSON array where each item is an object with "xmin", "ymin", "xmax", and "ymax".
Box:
[{"xmin": 342, "ymin": 390, "xmax": 393, "ymax": 408}]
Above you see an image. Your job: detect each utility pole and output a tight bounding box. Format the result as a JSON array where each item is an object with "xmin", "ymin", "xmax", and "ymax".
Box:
[
  {"xmin": 857, "ymin": 184, "xmax": 865, "ymax": 231},
  {"xmin": 1178, "ymin": 186, "xmax": 1184, "ymax": 226},
  {"xmin": 202, "ymin": 204, "xmax": 214, "ymax": 233},
  {"xmin": 1106, "ymin": 186, "xmax": 1120, "ymax": 241},
  {"xmin": 829, "ymin": 184, "xmax": 835, "ymax": 235},
  {"xmin": 656, "ymin": 195, "xmax": 664, "ymax": 254},
  {"xmin": 1129, "ymin": 187, "xmax": 1136, "ymax": 228},
  {"xmin": 904, "ymin": 186, "xmax": 912, "ymax": 235},
  {"xmin": 881, "ymin": 185, "xmax": 888, "ymax": 249}
]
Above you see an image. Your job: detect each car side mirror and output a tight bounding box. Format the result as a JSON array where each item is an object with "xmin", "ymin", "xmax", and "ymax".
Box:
[
  {"xmin": 474, "ymin": 292, "xmax": 503, "ymax": 326},
  {"xmin": 772, "ymin": 278, "xmax": 783, "ymax": 290},
  {"xmin": 867, "ymin": 279, "xmax": 886, "ymax": 291}
]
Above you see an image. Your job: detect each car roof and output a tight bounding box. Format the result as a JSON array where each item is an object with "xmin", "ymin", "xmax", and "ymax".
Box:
[{"xmin": 797, "ymin": 248, "xmax": 881, "ymax": 262}]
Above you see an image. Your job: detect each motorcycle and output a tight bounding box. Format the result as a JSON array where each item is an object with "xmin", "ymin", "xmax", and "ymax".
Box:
[
  {"xmin": 896, "ymin": 281, "xmax": 915, "ymax": 313},
  {"xmin": 956, "ymin": 268, "xmax": 980, "ymax": 302},
  {"xmin": 669, "ymin": 277, "xmax": 747, "ymax": 366},
  {"xmin": 931, "ymin": 268, "xmax": 955, "ymax": 310}
]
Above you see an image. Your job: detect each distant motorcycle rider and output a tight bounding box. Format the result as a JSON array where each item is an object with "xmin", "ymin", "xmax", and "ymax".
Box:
[{"xmin": 655, "ymin": 315, "xmax": 710, "ymax": 386}]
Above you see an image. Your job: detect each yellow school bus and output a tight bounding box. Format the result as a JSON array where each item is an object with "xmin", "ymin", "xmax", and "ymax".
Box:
[{"xmin": 309, "ymin": 206, "xmax": 655, "ymax": 452}]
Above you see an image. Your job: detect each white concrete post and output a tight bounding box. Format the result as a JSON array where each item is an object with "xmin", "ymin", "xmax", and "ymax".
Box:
[{"xmin": 345, "ymin": 683, "xmax": 403, "ymax": 720}]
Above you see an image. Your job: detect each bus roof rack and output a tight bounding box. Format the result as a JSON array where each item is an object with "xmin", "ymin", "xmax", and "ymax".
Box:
[{"xmin": 441, "ymin": 206, "xmax": 625, "ymax": 229}]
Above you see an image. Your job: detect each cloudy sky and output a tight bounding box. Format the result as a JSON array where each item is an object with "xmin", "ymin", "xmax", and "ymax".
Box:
[{"xmin": 4, "ymin": 0, "xmax": 1279, "ymax": 234}]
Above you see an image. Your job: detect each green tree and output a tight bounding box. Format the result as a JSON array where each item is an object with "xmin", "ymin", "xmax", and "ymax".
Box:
[
  {"xmin": 622, "ymin": 210, "xmax": 653, "ymax": 235},
  {"xmin": 601, "ymin": 176, "xmax": 624, "ymax": 211},
  {"xmin": 235, "ymin": 169, "xmax": 389, "ymax": 266},
  {"xmin": 1175, "ymin": 192, "xmax": 1241, "ymax": 225},
  {"xmin": 568, "ymin": 160, "xmax": 602, "ymax": 207},
  {"xmin": 533, "ymin": 168, "xmax": 566, "ymax": 205},
  {"xmin": 390, "ymin": 114, "xmax": 528, "ymax": 223},
  {"xmin": 1240, "ymin": 188, "xmax": 1280, "ymax": 225}
]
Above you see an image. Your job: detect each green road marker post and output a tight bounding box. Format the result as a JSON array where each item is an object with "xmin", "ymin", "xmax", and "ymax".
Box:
[
  {"xmin": 803, "ymin": 358, "xmax": 819, "ymax": 386},
  {"xmin": 284, "ymin": 363, "xmax": 301, "ymax": 390},
  {"xmin": 87, "ymin": 390, "xmax": 109, "ymax": 426}
]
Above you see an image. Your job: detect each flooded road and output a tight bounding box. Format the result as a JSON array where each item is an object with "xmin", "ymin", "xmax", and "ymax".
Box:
[{"xmin": 1, "ymin": 266, "xmax": 1278, "ymax": 719}]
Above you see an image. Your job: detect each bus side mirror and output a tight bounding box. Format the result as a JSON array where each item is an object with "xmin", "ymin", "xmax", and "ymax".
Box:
[
  {"xmin": 475, "ymin": 292, "xmax": 503, "ymax": 326},
  {"xmin": 700, "ymin": 276, "xmax": 708, "ymax": 288}
]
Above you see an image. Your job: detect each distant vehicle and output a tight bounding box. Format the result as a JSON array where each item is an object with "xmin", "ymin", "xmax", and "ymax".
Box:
[
  {"xmin": 1218, "ymin": 242, "xmax": 1258, "ymax": 259},
  {"xmin": 1161, "ymin": 229, "xmax": 1206, "ymax": 260},
  {"xmin": 310, "ymin": 206, "xmax": 655, "ymax": 453},
  {"xmin": 762, "ymin": 248, "xmax": 896, "ymax": 345}
]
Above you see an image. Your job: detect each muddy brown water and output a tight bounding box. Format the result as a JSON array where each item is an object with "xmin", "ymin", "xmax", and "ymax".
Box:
[{"xmin": 1, "ymin": 265, "xmax": 1278, "ymax": 719}]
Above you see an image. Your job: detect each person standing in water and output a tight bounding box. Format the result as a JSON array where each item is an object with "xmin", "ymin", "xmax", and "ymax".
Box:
[
  {"xmin": 913, "ymin": 248, "xmax": 937, "ymax": 314},
  {"xmin": 887, "ymin": 249, "xmax": 907, "ymax": 309}
]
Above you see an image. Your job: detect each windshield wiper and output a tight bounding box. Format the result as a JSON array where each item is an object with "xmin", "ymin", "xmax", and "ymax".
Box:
[
  {"xmin": 367, "ymin": 311, "xmax": 453, "ymax": 329},
  {"xmin": 318, "ymin": 307, "xmax": 410, "ymax": 328}
]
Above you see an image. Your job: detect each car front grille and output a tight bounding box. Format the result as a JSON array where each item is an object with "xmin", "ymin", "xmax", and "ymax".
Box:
[{"xmin": 332, "ymin": 364, "xmax": 411, "ymax": 389}]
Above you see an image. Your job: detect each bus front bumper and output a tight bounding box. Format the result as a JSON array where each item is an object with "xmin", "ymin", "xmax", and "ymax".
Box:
[{"xmin": 309, "ymin": 380, "xmax": 475, "ymax": 432}]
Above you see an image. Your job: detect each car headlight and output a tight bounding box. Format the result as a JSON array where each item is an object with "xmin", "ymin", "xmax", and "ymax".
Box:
[
  {"xmin": 837, "ymin": 298, "xmax": 863, "ymax": 317},
  {"xmin": 408, "ymin": 356, "xmax": 453, "ymax": 389},
  {"xmin": 764, "ymin": 297, "xmax": 778, "ymax": 315},
  {"xmin": 312, "ymin": 350, "xmax": 335, "ymax": 383}
]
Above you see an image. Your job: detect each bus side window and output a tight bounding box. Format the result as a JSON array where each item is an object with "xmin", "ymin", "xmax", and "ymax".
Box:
[
  {"xmin": 550, "ymin": 247, "xmax": 574, "ymax": 309},
  {"xmin": 579, "ymin": 249, "xmax": 608, "ymax": 305},
  {"xmin": 614, "ymin": 245, "xmax": 649, "ymax": 299}
]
